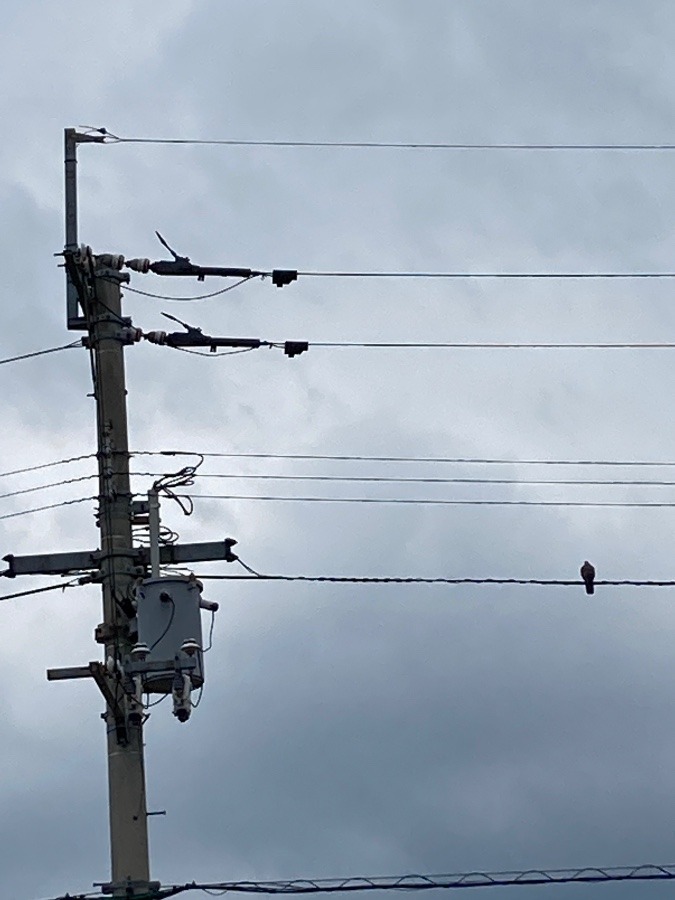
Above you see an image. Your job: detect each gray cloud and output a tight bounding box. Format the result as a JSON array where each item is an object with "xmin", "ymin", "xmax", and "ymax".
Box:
[{"xmin": 2, "ymin": 3, "xmax": 675, "ymax": 899}]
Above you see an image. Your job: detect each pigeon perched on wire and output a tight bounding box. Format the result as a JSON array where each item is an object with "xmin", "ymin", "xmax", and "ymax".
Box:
[{"xmin": 580, "ymin": 560, "xmax": 596, "ymax": 595}]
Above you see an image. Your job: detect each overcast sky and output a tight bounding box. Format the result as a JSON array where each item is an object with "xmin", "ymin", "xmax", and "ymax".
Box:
[{"xmin": 3, "ymin": 2, "xmax": 675, "ymax": 899}]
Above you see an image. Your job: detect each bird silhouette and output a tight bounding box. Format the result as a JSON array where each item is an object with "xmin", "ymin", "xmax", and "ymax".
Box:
[{"xmin": 580, "ymin": 560, "xmax": 596, "ymax": 595}]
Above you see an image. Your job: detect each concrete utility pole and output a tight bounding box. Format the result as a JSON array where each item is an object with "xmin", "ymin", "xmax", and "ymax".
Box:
[
  {"xmin": 2, "ymin": 128, "xmax": 303, "ymax": 898},
  {"xmin": 88, "ymin": 268, "xmax": 151, "ymax": 892}
]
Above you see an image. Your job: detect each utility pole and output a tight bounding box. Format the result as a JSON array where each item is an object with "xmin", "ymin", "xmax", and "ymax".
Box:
[
  {"xmin": 1, "ymin": 128, "xmax": 305, "ymax": 898},
  {"xmin": 89, "ymin": 266, "xmax": 151, "ymax": 893}
]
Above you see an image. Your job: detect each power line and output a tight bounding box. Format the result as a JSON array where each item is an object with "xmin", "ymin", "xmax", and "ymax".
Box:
[
  {"xmin": 122, "ymin": 275, "xmax": 255, "ymax": 301},
  {"xmin": 152, "ymin": 338, "xmax": 675, "ymax": 351},
  {"xmin": 167, "ymin": 472, "xmax": 675, "ymax": 487},
  {"xmin": 0, "ymin": 454, "xmax": 95, "ymax": 480},
  {"xmin": 0, "ymin": 474, "xmax": 97, "ymax": 501},
  {"xmin": 193, "ymin": 494, "xmax": 675, "ymax": 508},
  {"xmin": 102, "ymin": 132, "xmax": 675, "ymax": 152},
  {"xmin": 198, "ymin": 571, "xmax": 675, "ymax": 587},
  {"xmin": 107, "ymin": 863, "xmax": 675, "ymax": 898},
  {"xmin": 41, "ymin": 891, "xmax": 99, "ymax": 900},
  {"xmin": 133, "ymin": 451, "xmax": 675, "ymax": 468},
  {"xmin": 0, "ymin": 577, "xmax": 91, "ymax": 604},
  {"xmin": 297, "ymin": 270, "xmax": 675, "ymax": 279},
  {"xmin": 172, "ymin": 346, "xmax": 258, "ymax": 358},
  {"xmin": 41, "ymin": 893, "xmax": 97, "ymax": 900},
  {"xmin": 307, "ymin": 341, "xmax": 675, "ymax": 350},
  {"xmin": 0, "ymin": 340, "xmax": 81, "ymax": 366},
  {"xmin": 0, "ymin": 496, "xmax": 95, "ymax": 521}
]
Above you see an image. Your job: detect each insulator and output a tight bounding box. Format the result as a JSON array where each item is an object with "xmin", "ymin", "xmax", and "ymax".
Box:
[
  {"xmin": 181, "ymin": 638, "xmax": 201, "ymax": 657},
  {"xmin": 131, "ymin": 642, "xmax": 150, "ymax": 661},
  {"xmin": 126, "ymin": 257, "xmax": 151, "ymax": 274},
  {"xmin": 121, "ymin": 327, "xmax": 143, "ymax": 344},
  {"xmin": 144, "ymin": 331, "xmax": 167, "ymax": 345},
  {"xmin": 96, "ymin": 253, "xmax": 125, "ymax": 270}
]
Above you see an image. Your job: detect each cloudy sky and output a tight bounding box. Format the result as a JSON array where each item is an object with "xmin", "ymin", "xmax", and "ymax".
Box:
[{"xmin": 3, "ymin": 2, "xmax": 675, "ymax": 898}]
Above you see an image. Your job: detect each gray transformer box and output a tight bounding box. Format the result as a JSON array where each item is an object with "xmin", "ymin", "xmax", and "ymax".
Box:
[{"xmin": 136, "ymin": 576, "xmax": 205, "ymax": 693}]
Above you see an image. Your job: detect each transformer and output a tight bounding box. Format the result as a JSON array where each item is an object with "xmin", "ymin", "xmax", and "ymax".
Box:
[{"xmin": 135, "ymin": 575, "xmax": 206, "ymax": 693}]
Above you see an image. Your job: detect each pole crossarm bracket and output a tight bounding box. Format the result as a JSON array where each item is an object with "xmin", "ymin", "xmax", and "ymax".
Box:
[
  {"xmin": 63, "ymin": 130, "xmax": 106, "ymax": 330},
  {"xmin": 135, "ymin": 537, "xmax": 239, "ymax": 567},
  {"xmin": 3, "ymin": 549, "xmax": 102, "ymax": 577},
  {"xmin": 46, "ymin": 664, "xmax": 93, "ymax": 681},
  {"xmin": 3, "ymin": 537, "xmax": 238, "ymax": 577},
  {"xmin": 47, "ymin": 661, "xmax": 126, "ymax": 720},
  {"xmin": 99, "ymin": 878, "xmax": 162, "ymax": 896}
]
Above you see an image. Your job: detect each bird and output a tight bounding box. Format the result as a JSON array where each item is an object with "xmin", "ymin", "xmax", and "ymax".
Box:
[{"xmin": 580, "ymin": 560, "xmax": 596, "ymax": 595}]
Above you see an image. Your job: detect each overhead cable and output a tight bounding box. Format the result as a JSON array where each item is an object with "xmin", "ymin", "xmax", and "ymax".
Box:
[
  {"xmin": 0, "ymin": 576, "xmax": 92, "ymax": 604},
  {"xmin": 133, "ymin": 450, "xmax": 675, "ymax": 468},
  {"xmin": 101, "ymin": 131, "xmax": 675, "ymax": 151},
  {"xmin": 296, "ymin": 270, "xmax": 675, "ymax": 279},
  {"xmin": 151, "ymin": 338, "xmax": 675, "ymax": 351},
  {"xmin": 172, "ymin": 346, "xmax": 258, "ymax": 358},
  {"xmin": 192, "ymin": 494, "xmax": 675, "ymax": 508},
  {"xmin": 0, "ymin": 474, "xmax": 97, "ymax": 501},
  {"xmin": 0, "ymin": 496, "xmax": 95, "ymax": 521},
  {"xmin": 0, "ymin": 454, "xmax": 95, "ymax": 480},
  {"xmin": 0, "ymin": 340, "xmax": 81, "ymax": 366},
  {"xmin": 307, "ymin": 341, "xmax": 675, "ymax": 350},
  {"xmin": 103, "ymin": 863, "xmax": 675, "ymax": 899},
  {"xmin": 198, "ymin": 571, "xmax": 675, "ymax": 587},
  {"xmin": 122, "ymin": 275, "xmax": 255, "ymax": 301},
  {"xmin": 166, "ymin": 472, "xmax": 675, "ymax": 487}
]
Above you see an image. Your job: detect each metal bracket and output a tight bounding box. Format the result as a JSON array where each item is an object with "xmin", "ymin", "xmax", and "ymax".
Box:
[
  {"xmin": 94, "ymin": 622, "xmax": 130, "ymax": 645},
  {"xmin": 98, "ymin": 879, "xmax": 161, "ymax": 897},
  {"xmin": 125, "ymin": 657, "xmax": 197, "ymax": 676},
  {"xmin": 47, "ymin": 660, "xmax": 131, "ymax": 744},
  {"xmin": 89, "ymin": 662, "xmax": 126, "ymax": 719},
  {"xmin": 46, "ymin": 665, "xmax": 93, "ymax": 681},
  {"xmin": 3, "ymin": 537, "xmax": 239, "ymax": 578}
]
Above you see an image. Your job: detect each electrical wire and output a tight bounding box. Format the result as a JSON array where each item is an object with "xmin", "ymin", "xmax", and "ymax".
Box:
[
  {"xmin": 0, "ymin": 577, "xmax": 91, "ymax": 604},
  {"xmin": 235, "ymin": 558, "xmax": 262, "ymax": 577},
  {"xmin": 37, "ymin": 861, "xmax": 675, "ymax": 900},
  {"xmin": 39, "ymin": 892, "xmax": 97, "ymax": 900},
  {"xmin": 172, "ymin": 346, "xmax": 258, "ymax": 358},
  {"xmin": 297, "ymin": 270, "xmax": 675, "ymax": 279},
  {"xmin": 145, "ymin": 691, "xmax": 171, "ymax": 709},
  {"xmin": 305, "ymin": 341, "xmax": 675, "ymax": 349},
  {"xmin": 101, "ymin": 131, "xmax": 675, "ymax": 151},
  {"xmin": 123, "ymin": 275, "xmax": 256, "ymax": 301},
  {"xmin": 191, "ymin": 683, "xmax": 205, "ymax": 709},
  {"xmin": 0, "ymin": 341, "xmax": 81, "ymax": 365},
  {"xmin": 90, "ymin": 285, "xmax": 131, "ymax": 326},
  {"xmin": 0, "ymin": 474, "xmax": 97, "ymax": 501},
  {"xmin": 168, "ymin": 472, "xmax": 675, "ymax": 488},
  {"xmin": 203, "ymin": 610, "xmax": 216, "ymax": 652},
  {"xmin": 153, "ymin": 460, "xmax": 203, "ymax": 516},
  {"xmin": 148, "ymin": 596, "xmax": 176, "ymax": 652},
  {"xmin": 199, "ymin": 571, "xmax": 675, "ymax": 587},
  {"xmin": 132, "ymin": 450, "xmax": 675, "ymax": 468},
  {"xmin": 86, "ymin": 863, "xmax": 675, "ymax": 899},
  {"xmin": 42, "ymin": 860, "xmax": 675, "ymax": 900},
  {"xmin": 160, "ymin": 338, "xmax": 675, "ymax": 352},
  {"xmin": 192, "ymin": 494, "xmax": 675, "ymax": 508},
  {"xmin": 0, "ymin": 496, "xmax": 95, "ymax": 520},
  {"xmin": 0, "ymin": 453, "xmax": 95, "ymax": 480}
]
